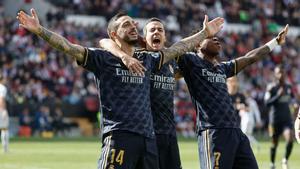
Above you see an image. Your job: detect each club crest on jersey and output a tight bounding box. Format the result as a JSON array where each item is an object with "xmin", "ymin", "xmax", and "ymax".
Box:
[
  {"xmin": 151, "ymin": 52, "xmax": 160, "ymax": 58},
  {"xmin": 169, "ymin": 64, "xmax": 174, "ymax": 74}
]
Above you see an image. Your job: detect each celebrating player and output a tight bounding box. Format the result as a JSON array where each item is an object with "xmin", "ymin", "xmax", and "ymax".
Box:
[
  {"xmin": 174, "ymin": 25, "xmax": 288, "ymax": 169},
  {"xmin": 17, "ymin": 9, "xmax": 223, "ymax": 169},
  {"xmin": 100, "ymin": 17, "xmax": 183, "ymax": 169}
]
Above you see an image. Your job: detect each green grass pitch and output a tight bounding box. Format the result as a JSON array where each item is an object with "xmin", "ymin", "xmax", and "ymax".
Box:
[{"xmin": 1, "ymin": 138, "xmax": 299, "ymax": 169}]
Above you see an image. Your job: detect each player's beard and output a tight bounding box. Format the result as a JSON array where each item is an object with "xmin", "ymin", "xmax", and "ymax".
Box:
[{"xmin": 123, "ymin": 35, "xmax": 138, "ymax": 45}]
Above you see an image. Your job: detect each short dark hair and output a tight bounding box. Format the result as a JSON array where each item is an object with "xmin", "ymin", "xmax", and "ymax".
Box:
[
  {"xmin": 143, "ymin": 17, "xmax": 164, "ymax": 35},
  {"xmin": 107, "ymin": 12, "xmax": 128, "ymax": 38}
]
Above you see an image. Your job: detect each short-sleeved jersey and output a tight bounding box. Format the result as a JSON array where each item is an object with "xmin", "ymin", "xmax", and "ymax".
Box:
[
  {"xmin": 150, "ymin": 59, "xmax": 177, "ymax": 136},
  {"xmin": 265, "ymin": 83, "xmax": 293, "ymax": 124},
  {"xmin": 177, "ymin": 52, "xmax": 239, "ymax": 133},
  {"xmin": 79, "ymin": 48, "xmax": 163, "ymax": 138}
]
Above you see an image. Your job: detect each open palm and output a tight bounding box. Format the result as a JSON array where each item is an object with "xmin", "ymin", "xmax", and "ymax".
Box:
[
  {"xmin": 276, "ymin": 24, "xmax": 289, "ymax": 45},
  {"xmin": 16, "ymin": 8, "xmax": 41, "ymax": 34},
  {"xmin": 202, "ymin": 15, "xmax": 224, "ymax": 38}
]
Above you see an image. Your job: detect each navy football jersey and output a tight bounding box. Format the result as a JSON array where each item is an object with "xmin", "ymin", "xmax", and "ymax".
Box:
[
  {"xmin": 79, "ymin": 48, "xmax": 163, "ymax": 138},
  {"xmin": 265, "ymin": 83, "xmax": 294, "ymax": 124},
  {"xmin": 177, "ymin": 52, "xmax": 240, "ymax": 133},
  {"xmin": 150, "ymin": 59, "xmax": 178, "ymax": 136}
]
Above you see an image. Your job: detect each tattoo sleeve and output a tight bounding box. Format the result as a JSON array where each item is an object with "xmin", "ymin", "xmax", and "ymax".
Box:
[
  {"xmin": 37, "ymin": 26, "xmax": 85, "ymax": 63},
  {"xmin": 235, "ymin": 45, "xmax": 271, "ymax": 73},
  {"xmin": 161, "ymin": 30, "xmax": 207, "ymax": 64}
]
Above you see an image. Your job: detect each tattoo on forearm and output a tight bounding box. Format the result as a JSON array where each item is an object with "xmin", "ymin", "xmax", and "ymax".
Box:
[
  {"xmin": 236, "ymin": 46, "xmax": 271, "ymax": 72},
  {"xmin": 37, "ymin": 27, "xmax": 84, "ymax": 59},
  {"xmin": 163, "ymin": 30, "xmax": 207, "ymax": 62},
  {"xmin": 245, "ymin": 46, "xmax": 270, "ymax": 64}
]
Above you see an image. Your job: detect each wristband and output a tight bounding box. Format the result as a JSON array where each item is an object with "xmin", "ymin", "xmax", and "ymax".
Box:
[{"xmin": 266, "ymin": 38, "xmax": 278, "ymax": 51}]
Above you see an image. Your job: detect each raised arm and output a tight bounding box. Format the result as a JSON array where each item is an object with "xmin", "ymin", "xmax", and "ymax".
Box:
[
  {"xmin": 162, "ymin": 15, "xmax": 224, "ymax": 64},
  {"xmin": 99, "ymin": 38, "xmax": 146, "ymax": 75},
  {"xmin": 16, "ymin": 8, "xmax": 85, "ymax": 64},
  {"xmin": 234, "ymin": 25, "xmax": 288, "ymax": 73}
]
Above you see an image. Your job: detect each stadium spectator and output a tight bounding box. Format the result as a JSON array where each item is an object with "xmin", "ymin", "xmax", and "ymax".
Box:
[
  {"xmin": 52, "ymin": 107, "xmax": 66, "ymax": 136},
  {"xmin": 33, "ymin": 105, "xmax": 53, "ymax": 135},
  {"xmin": 18, "ymin": 107, "xmax": 32, "ymax": 137}
]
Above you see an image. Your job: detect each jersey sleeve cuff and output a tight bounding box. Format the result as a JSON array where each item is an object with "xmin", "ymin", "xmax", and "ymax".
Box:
[
  {"xmin": 77, "ymin": 47, "xmax": 89, "ymax": 67},
  {"xmin": 234, "ymin": 59, "xmax": 237, "ymax": 75}
]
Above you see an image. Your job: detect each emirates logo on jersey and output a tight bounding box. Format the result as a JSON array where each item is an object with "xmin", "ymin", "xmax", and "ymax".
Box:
[{"xmin": 169, "ymin": 64, "xmax": 174, "ymax": 74}]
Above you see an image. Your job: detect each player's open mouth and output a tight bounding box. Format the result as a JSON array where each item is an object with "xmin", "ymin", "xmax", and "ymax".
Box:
[{"xmin": 152, "ymin": 38, "xmax": 161, "ymax": 46}]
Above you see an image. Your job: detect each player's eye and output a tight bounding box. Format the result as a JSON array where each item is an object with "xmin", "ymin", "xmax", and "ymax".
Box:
[{"xmin": 122, "ymin": 22, "xmax": 130, "ymax": 27}]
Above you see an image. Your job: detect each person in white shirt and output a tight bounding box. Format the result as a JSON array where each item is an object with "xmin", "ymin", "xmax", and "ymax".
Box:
[
  {"xmin": 0, "ymin": 74, "xmax": 9, "ymax": 153},
  {"xmin": 242, "ymin": 91, "xmax": 263, "ymax": 150}
]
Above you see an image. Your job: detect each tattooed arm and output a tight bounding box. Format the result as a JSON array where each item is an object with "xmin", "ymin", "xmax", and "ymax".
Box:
[
  {"xmin": 17, "ymin": 8, "xmax": 85, "ymax": 63},
  {"xmin": 162, "ymin": 15, "xmax": 224, "ymax": 64},
  {"xmin": 235, "ymin": 25, "xmax": 289, "ymax": 73},
  {"xmin": 162, "ymin": 30, "xmax": 208, "ymax": 64},
  {"xmin": 37, "ymin": 27, "xmax": 85, "ymax": 63}
]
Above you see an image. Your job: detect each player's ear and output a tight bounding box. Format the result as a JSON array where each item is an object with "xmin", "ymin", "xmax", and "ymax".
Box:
[{"xmin": 110, "ymin": 31, "xmax": 117, "ymax": 40}]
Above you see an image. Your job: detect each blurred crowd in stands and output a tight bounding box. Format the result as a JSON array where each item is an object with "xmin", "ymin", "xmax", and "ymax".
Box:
[
  {"xmin": 1, "ymin": 0, "xmax": 300, "ymax": 137},
  {"xmin": 50, "ymin": 0, "xmax": 300, "ymax": 27}
]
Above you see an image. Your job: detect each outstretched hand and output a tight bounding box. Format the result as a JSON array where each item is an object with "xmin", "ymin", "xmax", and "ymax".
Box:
[
  {"xmin": 276, "ymin": 24, "xmax": 289, "ymax": 45},
  {"xmin": 202, "ymin": 15, "xmax": 224, "ymax": 38},
  {"xmin": 16, "ymin": 8, "xmax": 41, "ymax": 34}
]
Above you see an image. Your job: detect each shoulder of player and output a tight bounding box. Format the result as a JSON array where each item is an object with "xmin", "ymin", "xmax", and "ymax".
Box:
[
  {"xmin": 134, "ymin": 48, "xmax": 154, "ymax": 54},
  {"xmin": 182, "ymin": 52, "xmax": 198, "ymax": 57},
  {"xmin": 176, "ymin": 52, "xmax": 198, "ymax": 62},
  {"xmin": 134, "ymin": 48, "xmax": 162, "ymax": 59},
  {"xmin": 220, "ymin": 58, "xmax": 236, "ymax": 65},
  {"xmin": 87, "ymin": 47, "xmax": 114, "ymax": 56}
]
